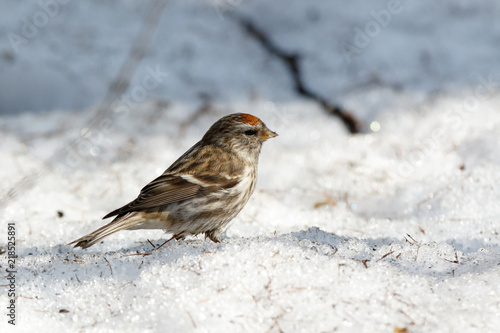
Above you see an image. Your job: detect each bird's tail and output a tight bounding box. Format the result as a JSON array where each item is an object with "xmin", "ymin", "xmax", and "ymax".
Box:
[{"xmin": 68, "ymin": 213, "xmax": 141, "ymax": 249}]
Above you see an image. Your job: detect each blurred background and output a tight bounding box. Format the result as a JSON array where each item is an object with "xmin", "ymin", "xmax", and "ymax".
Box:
[
  {"xmin": 2, "ymin": 0, "xmax": 500, "ymax": 207},
  {"xmin": 1, "ymin": 0, "xmax": 499, "ymax": 119},
  {"xmin": 1, "ymin": 0, "xmax": 500, "ymax": 211},
  {"xmin": 2, "ymin": 0, "xmax": 500, "ymax": 220}
]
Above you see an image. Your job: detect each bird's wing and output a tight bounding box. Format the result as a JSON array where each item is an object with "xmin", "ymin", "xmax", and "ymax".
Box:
[{"xmin": 103, "ymin": 145, "xmax": 243, "ymax": 219}]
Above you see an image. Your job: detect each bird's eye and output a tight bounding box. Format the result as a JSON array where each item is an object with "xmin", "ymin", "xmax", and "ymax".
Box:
[{"xmin": 245, "ymin": 130, "xmax": 257, "ymax": 136}]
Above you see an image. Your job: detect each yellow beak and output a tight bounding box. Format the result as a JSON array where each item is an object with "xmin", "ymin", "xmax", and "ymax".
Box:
[{"xmin": 260, "ymin": 129, "xmax": 278, "ymax": 141}]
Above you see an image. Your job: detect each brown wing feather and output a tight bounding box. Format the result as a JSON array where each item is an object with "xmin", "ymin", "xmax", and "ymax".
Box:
[
  {"xmin": 103, "ymin": 144, "xmax": 244, "ymax": 220},
  {"xmin": 102, "ymin": 175, "xmax": 201, "ymax": 219}
]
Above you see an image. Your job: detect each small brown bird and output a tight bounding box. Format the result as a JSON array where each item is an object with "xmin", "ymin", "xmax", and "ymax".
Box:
[{"xmin": 69, "ymin": 113, "xmax": 277, "ymax": 249}]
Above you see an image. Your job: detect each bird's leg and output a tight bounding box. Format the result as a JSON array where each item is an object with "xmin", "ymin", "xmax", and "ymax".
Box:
[{"xmin": 157, "ymin": 231, "xmax": 185, "ymax": 249}]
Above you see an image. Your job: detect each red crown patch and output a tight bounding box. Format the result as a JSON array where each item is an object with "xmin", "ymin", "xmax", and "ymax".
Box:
[{"xmin": 240, "ymin": 113, "xmax": 261, "ymax": 126}]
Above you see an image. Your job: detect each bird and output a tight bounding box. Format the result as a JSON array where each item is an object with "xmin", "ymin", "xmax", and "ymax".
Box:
[{"xmin": 69, "ymin": 113, "xmax": 277, "ymax": 249}]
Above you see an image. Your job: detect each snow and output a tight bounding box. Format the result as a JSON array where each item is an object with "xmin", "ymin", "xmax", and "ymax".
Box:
[{"xmin": 1, "ymin": 0, "xmax": 500, "ymax": 332}]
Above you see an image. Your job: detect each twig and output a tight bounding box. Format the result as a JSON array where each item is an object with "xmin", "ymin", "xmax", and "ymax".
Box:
[
  {"xmin": 124, "ymin": 252, "xmax": 152, "ymax": 257},
  {"xmin": 405, "ymin": 234, "xmax": 418, "ymax": 244},
  {"xmin": 376, "ymin": 250, "xmax": 394, "ymax": 262},
  {"xmin": 103, "ymin": 257, "xmax": 113, "ymax": 276},
  {"xmin": 444, "ymin": 252, "xmax": 459, "ymax": 264},
  {"xmin": 236, "ymin": 16, "xmax": 360, "ymax": 134},
  {"xmin": 157, "ymin": 231, "xmax": 185, "ymax": 250},
  {"xmin": 147, "ymin": 239, "xmax": 157, "ymax": 250},
  {"xmin": 183, "ymin": 307, "xmax": 197, "ymax": 328}
]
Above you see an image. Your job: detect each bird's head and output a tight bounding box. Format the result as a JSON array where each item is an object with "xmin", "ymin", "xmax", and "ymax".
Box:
[{"xmin": 202, "ymin": 113, "xmax": 278, "ymax": 162}]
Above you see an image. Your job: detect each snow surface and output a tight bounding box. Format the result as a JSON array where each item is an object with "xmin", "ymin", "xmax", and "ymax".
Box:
[{"xmin": 1, "ymin": 1, "xmax": 500, "ymax": 332}]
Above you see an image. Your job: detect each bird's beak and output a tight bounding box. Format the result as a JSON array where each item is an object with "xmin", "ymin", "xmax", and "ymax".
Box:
[{"xmin": 260, "ymin": 129, "xmax": 278, "ymax": 141}]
